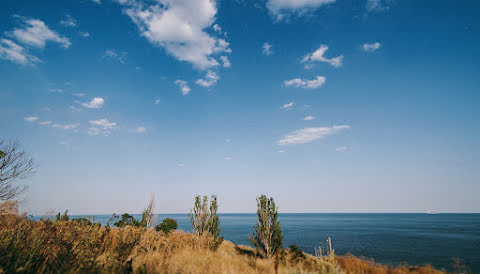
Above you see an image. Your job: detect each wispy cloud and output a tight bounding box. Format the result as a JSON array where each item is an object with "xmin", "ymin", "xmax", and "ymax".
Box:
[
  {"xmin": 362, "ymin": 42, "xmax": 381, "ymax": 52},
  {"xmin": 284, "ymin": 76, "xmax": 326, "ymax": 89},
  {"xmin": 91, "ymin": 0, "xmax": 101, "ymax": 4},
  {"xmin": 88, "ymin": 118, "xmax": 117, "ymax": 136},
  {"xmin": 266, "ymin": 0, "xmax": 335, "ymax": 21},
  {"xmin": 38, "ymin": 121, "xmax": 52, "ymax": 126},
  {"xmin": 24, "ymin": 116, "xmax": 38, "ymax": 122},
  {"xmin": 281, "ymin": 101, "xmax": 295, "ymax": 109},
  {"xmin": 12, "ymin": 17, "xmax": 71, "ymax": 49},
  {"xmin": 336, "ymin": 146, "xmax": 348, "ymax": 152},
  {"xmin": 366, "ymin": 0, "xmax": 391, "ymax": 12},
  {"xmin": 48, "ymin": 88, "xmax": 63, "ymax": 93},
  {"xmin": 196, "ymin": 71, "xmax": 219, "ymax": 88},
  {"xmin": 301, "ymin": 45, "xmax": 343, "ymax": 68},
  {"xmin": 155, "ymin": 99, "xmax": 161, "ymax": 104},
  {"xmin": 79, "ymin": 31, "xmax": 90, "ymax": 38},
  {"xmin": 118, "ymin": 0, "xmax": 231, "ymax": 70},
  {"xmin": 134, "ymin": 126, "xmax": 146, "ymax": 133},
  {"xmin": 303, "ymin": 115, "xmax": 315, "ymax": 121},
  {"xmin": 60, "ymin": 15, "xmax": 77, "ymax": 27},
  {"xmin": 103, "ymin": 49, "xmax": 127, "ymax": 64},
  {"xmin": 51, "ymin": 123, "xmax": 80, "ymax": 131},
  {"xmin": 80, "ymin": 97, "xmax": 104, "ymax": 109},
  {"xmin": 0, "ymin": 39, "xmax": 40, "ymax": 65},
  {"xmin": 262, "ymin": 42, "xmax": 273, "ymax": 55},
  {"xmin": 175, "ymin": 80, "xmax": 191, "ymax": 95},
  {"xmin": 278, "ymin": 125, "xmax": 350, "ymax": 146}
]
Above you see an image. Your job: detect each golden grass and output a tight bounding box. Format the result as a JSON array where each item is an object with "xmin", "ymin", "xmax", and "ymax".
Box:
[{"xmin": 0, "ymin": 215, "xmax": 443, "ymax": 273}]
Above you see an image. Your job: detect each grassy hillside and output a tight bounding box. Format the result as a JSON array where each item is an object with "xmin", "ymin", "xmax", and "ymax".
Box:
[{"xmin": 0, "ymin": 214, "xmax": 443, "ymax": 273}]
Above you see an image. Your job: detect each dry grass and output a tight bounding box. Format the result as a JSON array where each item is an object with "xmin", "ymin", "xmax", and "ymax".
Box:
[{"xmin": 0, "ymin": 215, "xmax": 443, "ymax": 273}]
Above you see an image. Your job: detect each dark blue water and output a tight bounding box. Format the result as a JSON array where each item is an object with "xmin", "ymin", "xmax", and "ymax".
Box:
[{"xmin": 35, "ymin": 213, "xmax": 480, "ymax": 272}]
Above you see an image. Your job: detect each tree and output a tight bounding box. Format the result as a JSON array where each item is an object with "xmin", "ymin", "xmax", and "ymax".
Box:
[
  {"xmin": 189, "ymin": 195, "xmax": 223, "ymax": 248},
  {"xmin": 156, "ymin": 218, "xmax": 177, "ymax": 234},
  {"xmin": 0, "ymin": 139, "xmax": 35, "ymax": 200},
  {"xmin": 112, "ymin": 213, "xmax": 139, "ymax": 227},
  {"xmin": 249, "ymin": 195, "xmax": 283, "ymax": 258}
]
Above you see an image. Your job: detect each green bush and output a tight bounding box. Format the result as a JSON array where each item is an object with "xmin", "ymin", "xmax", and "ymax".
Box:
[{"xmin": 156, "ymin": 218, "xmax": 178, "ymax": 234}]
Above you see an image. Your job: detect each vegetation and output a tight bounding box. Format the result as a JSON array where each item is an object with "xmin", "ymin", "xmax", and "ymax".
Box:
[
  {"xmin": 0, "ymin": 213, "xmax": 443, "ymax": 273},
  {"xmin": 189, "ymin": 195, "xmax": 223, "ymax": 249},
  {"xmin": 0, "ymin": 139, "xmax": 36, "ymax": 201},
  {"xmin": 249, "ymin": 195, "xmax": 284, "ymax": 259},
  {"xmin": 156, "ymin": 218, "xmax": 178, "ymax": 234}
]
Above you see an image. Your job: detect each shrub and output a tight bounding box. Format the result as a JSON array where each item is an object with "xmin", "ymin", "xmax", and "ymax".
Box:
[
  {"xmin": 156, "ymin": 218, "xmax": 178, "ymax": 234},
  {"xmin": 249, "ymin": 195, "xmax": 283, "ymax": 259}
]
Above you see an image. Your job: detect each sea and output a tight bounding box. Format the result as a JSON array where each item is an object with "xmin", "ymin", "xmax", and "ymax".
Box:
[{"xmin": 34, "ymin": 213, "xmax": 480, "ymax": 272}]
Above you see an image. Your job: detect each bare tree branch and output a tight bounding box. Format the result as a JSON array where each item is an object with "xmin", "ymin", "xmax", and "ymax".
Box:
[{"xmin": 0, "ymin": 139, "xmax": 36, "ymax": 200}]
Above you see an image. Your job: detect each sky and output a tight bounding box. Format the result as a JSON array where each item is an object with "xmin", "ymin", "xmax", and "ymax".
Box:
[{"xmin": 0, "ymin": 0, "xmax": 479, "ymax": 215}]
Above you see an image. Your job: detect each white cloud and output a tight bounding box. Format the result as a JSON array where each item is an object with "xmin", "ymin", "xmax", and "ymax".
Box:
[
  {"xmin": 301, "ymin": 45, "xmax": 343, "ymax": 68},
  {"xmin": 73, "ymin": 93, "xmax": 85, "ymax": 97},
  {"xmin": 103, "ymin": 49, "xmax": 127, "ymax": 64},
  {"xmin": 155, "ymin": 99, "xmax": 161, "ymax": 104},
  {"xmin": 278, "ymin": 125, "xmax": 350, "ymax": 146},
  {"xmin": 80, "ymin": 97, "xmax": 104, "ymax": 109},
  {"xmin": 79, "ymin": 31, "xmax": 90, "ymax": 38},
  {"xmin": 281, "ymin": 101, "xmax": 295, "ymax": 109},
  {"xmin": 336, "ymin": 146, "xmax": 348, "ymax": 152},
  {"xmin": 262, "ymin": 42, "xmax": 272, "ymax": 55},
  {"xmin": 220, "ymin": 55, "xmax": 231, "ymax": 67},
  {"xmin": 176, "ymin": 163, "xmax": 185, "ymax": 167},
  {"xmin": 119, "ymin": 0, "xmax": 231, "ymax": 70},
  {"xmin": 284, "ymin": 76, "xmax": 326, "ymax": 89},
  {"xmin": 267, "ymin": 0, "xmax": 335, "ymax": 20},
  {"xmin": 224, "ymin": 156, "xmax": 231, "ymax": 161},
  {"xmin": 48, "ymin": 88, "xmax": 63, "ymax": 93},
  {"xmin": 12, "ymin": 18, "xmax": 71, "ymax": 49},
  {"xmin": 51, "ymin": 123, "xmax": 80, "ymax": 131},
  {"xmin": 38, "ymin": 121, "xmax": 52, "ymax": 125},
  {"xmin": 175, "ymin": 80, "xmax": 191, "ymax": 95},
  {"xmin": 362, "ymin": 42, "xmax": 381, "ymax": 52},
  {"xmin": 60, "ymin": 15, "xmax": 77, "ymax": 27},
  {"xmin": 213, "ymin": 24, "xmax": 222, "ymax": 33},
  {"xmin": 196, "ymin": 70, "xmax": 219, "ymax": 88},
  {"xmin": 88, "ymin": 118, "xmax": 117, "ymax": 136},
  {"xmin": 303, "ymin": 115, "xmax": 315, "ymax": 121},
  {"xmin": 366, "ymin": 0, "xmax": 390, "ymax": 12},
  {"xmin": 0, "ymin": 39, "xmax": 40, "ymax": 65},
  {"xmin": 91, "ymin": 0, "xmax": 101, "ymax": 4},
  {"xmin": 24, "ymin": 116, "xmax": 38, "ymax": 122},
  {"xmin": 69, "ymin": 105, "xmax": 82, "ymax": 112},
  {"xmin": 277, "ymin": 150, "xmax": 285, "ymax": 153},
  {"xmin": 134, "ymin": 126, "xmax": 146, "ymax": 133}
]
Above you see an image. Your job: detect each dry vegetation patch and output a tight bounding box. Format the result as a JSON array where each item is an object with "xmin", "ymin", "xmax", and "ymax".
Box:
[{"xmin": 0, "ymin": 215, "xmax": 443, "ymax": 273}]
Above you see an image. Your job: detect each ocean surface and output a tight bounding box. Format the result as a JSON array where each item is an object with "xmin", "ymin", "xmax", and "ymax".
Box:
[{"xmin": 35, "ymin": 213, "xmax": 480, "ymax": 272}]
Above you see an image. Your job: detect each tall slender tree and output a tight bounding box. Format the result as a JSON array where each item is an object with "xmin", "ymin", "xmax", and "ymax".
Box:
[
  {"xmin": 189, "ymin": 195, "xmax": 223, "ymax": 248},
  {"xmin": 249, "ymin": 195, "xmax": 283, "ymax": 258}
]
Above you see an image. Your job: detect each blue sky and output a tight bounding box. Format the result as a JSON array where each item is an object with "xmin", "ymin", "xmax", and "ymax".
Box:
[{"xmin": 1, "ymin": 0, "xmax": 479, "ymax": 214}]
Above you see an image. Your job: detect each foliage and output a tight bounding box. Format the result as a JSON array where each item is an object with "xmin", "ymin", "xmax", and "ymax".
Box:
[
  {"xmin": 156, "ymin": 218, "xmax": 178, "ymax": 234},
  {"xmin": 289, "ymin": 245, "xmax": 306, "ymax": 262},
  {"xmin": 0, "ymin": 214, "xmax": 443, "ymax": 273},
  {"xmin": 0, "ymin": 139, "xmax": 36, "ymax": 200},
  {"xmin": 55, "ymin": 210, "xmax": 70, "ymax": 222},
  {"xmin": 112, "ymin": 213, "xmax": 140, "ymax": 227},
  {"xmin": 249, "ymin": 195, "xmax": 284, "ymax": 258},
  {"xmin": 189, "ymin": 195, "xmax": 224, "ymax": 249}
]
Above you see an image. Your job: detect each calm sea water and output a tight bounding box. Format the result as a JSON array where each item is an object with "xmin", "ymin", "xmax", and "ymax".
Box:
[{"xmin": 35, "ymin": 213, "xmax": 480, "ymax": 272}]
